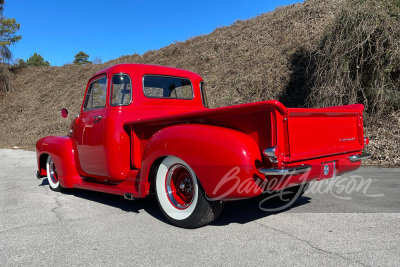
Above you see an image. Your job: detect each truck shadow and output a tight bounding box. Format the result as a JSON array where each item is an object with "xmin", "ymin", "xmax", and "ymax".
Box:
[
  {"xmin": 40, "ymin": 178, "xmax": 311, "ymax": 226},
  {"xmin": 211, "ymin": 195, "xmax": 311, "ymax": 226},
  {"xmin": 72, "ymin": 189, "xmax": 170, "ymax": 223},
  {"xmin": 39, "ymin": 177, "xmax": 167, "ymax": 222}
]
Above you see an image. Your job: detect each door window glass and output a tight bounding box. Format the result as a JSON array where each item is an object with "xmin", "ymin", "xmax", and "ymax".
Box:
[
  {"xmin": 83, "ymin": 77, "xmax": 107, "ymax": 110},
  {"xmin": 110, "ymin": 74, "xmax": 132, "ymax": 106}
]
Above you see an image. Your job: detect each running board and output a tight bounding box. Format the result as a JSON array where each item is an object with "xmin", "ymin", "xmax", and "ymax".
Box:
[{"xmin": 74, "ymin": 180, "xmax": 139, "ymax": 198}]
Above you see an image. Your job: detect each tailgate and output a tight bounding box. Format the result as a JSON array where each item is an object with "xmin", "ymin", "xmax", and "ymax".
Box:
[{"xmin": 286, "ymin": 105, "xmax": 364, "ymax": 162}]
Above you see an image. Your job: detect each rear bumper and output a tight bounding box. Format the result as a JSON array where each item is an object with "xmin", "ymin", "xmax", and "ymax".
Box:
[
  {"xmin": 259, "ymin": 152, "xmax": 371, "ymax": 176},
  {"xmin": 259, "ymin": 165, "xmax": 311, "ymax": 176},
  {"xmin": 349, "ymin": 152, "xmax": 372, "ymax": 162},
  {"xmin": 256, "ymin": 151, "xmax": 371, "ymax": 191}
]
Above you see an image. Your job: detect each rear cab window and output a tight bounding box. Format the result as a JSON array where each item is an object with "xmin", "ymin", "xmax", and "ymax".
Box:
[
  {"xmin": 143, "ymin": 75, "xmax": 193, "ymax": 99},
  {"xmin": 200, "ymin": 81, "xmax": 209, "ymax": 108},
  {"xmin": 83, "ymin": 76, "xmax": 107, "ymax": 111}
]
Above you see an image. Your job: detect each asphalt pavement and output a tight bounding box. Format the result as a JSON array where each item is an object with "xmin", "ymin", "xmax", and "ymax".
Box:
[{"xmin": 0, "ymin": 149, "xmax": 399, "ymax": 266}]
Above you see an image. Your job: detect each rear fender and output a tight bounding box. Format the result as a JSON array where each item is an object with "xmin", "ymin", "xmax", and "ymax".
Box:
[
  {"xmin": 36, "ymin": 136, "xmax": 81, "ymax": 188},
  {"xmin": 140, "ymin": 124, "xmax": 264, "ymax": 200}
]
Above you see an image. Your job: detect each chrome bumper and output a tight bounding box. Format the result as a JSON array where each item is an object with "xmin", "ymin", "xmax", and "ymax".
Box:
[
  {"xmin": 258, "ymin": 165, "xmax": 311, "ymax": 176},
  {"xmin": 349, "ymin": 152, "xmax": 372, "ymax": 162}
]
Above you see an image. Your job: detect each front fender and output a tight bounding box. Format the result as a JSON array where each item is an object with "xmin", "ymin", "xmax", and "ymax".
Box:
[
  {"xmin": 140, "ymin": 124, "xmax": 264, "ymax": 200},
  {"xmin": 36, "ymin": 136, "xmax": 81, "ymax": 188}
]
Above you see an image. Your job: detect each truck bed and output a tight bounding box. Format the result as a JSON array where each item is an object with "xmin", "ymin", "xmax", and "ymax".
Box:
[{"xmin": 125, "ymin": 100, "xmax": 365, "ymax": 164}]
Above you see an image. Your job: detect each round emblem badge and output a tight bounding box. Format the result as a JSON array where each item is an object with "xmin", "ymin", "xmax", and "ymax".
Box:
[{"xmin": 323, "ymin": 164, "xmax": 329, "ymax": 175}]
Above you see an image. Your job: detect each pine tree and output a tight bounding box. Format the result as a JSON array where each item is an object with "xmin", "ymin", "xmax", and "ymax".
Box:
[
  {"xmin": 0, "ymin": 0, "xmax": 21, "ymax": 63},
  {"xmin": 17, "ymin": 58, "xmax": 27, "ymax": 67},
  {"xmin": 26, "ymin": 52, "xmax": 50, "ymax": 66},
  {"xmin": 73, "ymin": 51, "xmax": 92, "ymax": 65}
]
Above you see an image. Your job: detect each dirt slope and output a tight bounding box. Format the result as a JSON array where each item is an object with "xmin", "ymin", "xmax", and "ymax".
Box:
[{"xmin": 0, "ymin": 0, "xmax": 398, "ymax": 166}]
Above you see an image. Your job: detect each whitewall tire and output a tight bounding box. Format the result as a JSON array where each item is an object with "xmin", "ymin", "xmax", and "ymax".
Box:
[
  {"xmin": 155, "ymin": 156, "xmax": 224, "ymax": 228},
  {"xmin": 46, "ymin": 155, "xmax": 62, "ymax": 192}
]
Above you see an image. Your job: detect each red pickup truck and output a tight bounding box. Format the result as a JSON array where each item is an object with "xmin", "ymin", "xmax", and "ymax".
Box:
[{"xmin": 36, "ymin": 63, "xmax": 371, "ymax": 228}]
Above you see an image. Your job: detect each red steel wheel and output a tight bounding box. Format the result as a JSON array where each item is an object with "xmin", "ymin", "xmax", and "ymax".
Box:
[
  {"xmin": 156, "ymin": 156, "xmax": 225, "ymax": 228},
  {"xmin": 166, "ymin": 164, "xmax": 195, "ymax": 209}
]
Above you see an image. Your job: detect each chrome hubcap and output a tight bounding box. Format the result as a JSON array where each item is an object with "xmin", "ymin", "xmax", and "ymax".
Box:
[{"xmin": 166, "ymin": 164, "xmax": 195, "ymax": 209}]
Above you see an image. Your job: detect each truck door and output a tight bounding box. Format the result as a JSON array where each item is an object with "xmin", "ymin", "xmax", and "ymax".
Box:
[{"xmin": 75, "ymin": 75, "xmax": 109, "ymax": 177}]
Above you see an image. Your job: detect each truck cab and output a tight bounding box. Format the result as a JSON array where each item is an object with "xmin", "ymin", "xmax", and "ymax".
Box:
[{"xmin": 70, "ymin": 64, "xmax": 207, "ymax": 181}]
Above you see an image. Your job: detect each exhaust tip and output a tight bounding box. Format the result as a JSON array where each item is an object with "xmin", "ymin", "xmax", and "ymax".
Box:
[{"xmin": 124, "ymin": 193, "xmax": 135, "ymax": 201}]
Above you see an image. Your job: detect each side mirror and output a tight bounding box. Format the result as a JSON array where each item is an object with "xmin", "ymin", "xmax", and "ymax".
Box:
[{"xmin": 61, "ymin": 108, "xmax": 69, "ymax": 118}]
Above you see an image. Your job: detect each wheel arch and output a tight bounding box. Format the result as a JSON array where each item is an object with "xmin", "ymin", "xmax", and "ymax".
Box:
[
  {"xmin": 147, "ymin": 156, "xmax": 167, "ymax": 195},
  {"xmin": 36, "ymin": 136, "xmax": 81, "ymax": 188},
  {"xmin": 38, "ymin": 152, "xmax": 49, "ymax": 177}
]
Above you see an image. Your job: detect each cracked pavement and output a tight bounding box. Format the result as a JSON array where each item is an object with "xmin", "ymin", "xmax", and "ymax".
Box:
[{"xmin": 0, "ymin": 149, "xmax": 399, "ymax": 266}]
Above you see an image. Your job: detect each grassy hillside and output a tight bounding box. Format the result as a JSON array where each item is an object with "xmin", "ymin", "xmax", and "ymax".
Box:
[{"xmin": 0, "ymin": 0, "xmax": 398, "ymax": 166}]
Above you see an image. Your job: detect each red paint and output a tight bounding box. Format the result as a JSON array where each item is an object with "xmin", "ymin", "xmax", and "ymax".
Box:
[{"xmin": 36, "ymin": 63, "xmax": 370, "ymax": 201}]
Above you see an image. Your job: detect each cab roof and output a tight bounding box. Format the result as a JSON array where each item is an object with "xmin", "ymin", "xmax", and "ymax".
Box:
[{"xmin": 93, "ymin": 63, "xmax": 202, "ymax": 81}]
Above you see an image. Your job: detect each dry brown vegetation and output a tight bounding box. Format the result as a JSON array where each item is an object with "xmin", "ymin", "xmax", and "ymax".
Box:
[
  {"xmin": 305, "ymin": 0, "xmax": 400, "ymax": 115},
  {"xmin": 0, "ymin": 65, "xmax": 11, "ymax": 94},
  {"xmin": 0, "ymin": 0, "xmax": 398, "ymax": 166}
]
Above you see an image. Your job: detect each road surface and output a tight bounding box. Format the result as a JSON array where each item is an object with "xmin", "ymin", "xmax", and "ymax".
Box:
[{"xmin": 1, "ymin": 149, "xmax": 399, "ymax": 266}]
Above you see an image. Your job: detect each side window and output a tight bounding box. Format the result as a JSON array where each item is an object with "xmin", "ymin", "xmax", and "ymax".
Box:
[
  {"xmin": 110, "ymin": 73, "xmax": 132, "ymax": 106},
  {"xmin": 83, "ymin": 77, "xmax": 107, "ymax": 111},
  {"xmin": 200, "ymin": 81, "xmax": 209, "ymax": 108},
  {"xmin": 143, "ymin": 75, "xmax": 193, "ymax": 99}
]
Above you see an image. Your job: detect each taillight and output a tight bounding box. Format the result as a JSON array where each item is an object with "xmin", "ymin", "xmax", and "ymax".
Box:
[
  {"xmin": 263, "ymin": 146, "xmax": 281, "ymax": 163},
  {"xmin": 364, "ymin": 137, "xmax": 369, "ymax": 145}
]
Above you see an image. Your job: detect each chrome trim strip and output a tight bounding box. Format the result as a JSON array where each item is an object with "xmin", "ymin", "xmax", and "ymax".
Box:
[
  {"xmin": 349, "ymin": 152, "xmax": 372, "ymax": 162},
  {"xmin": 258, "ymin": 165, "xmax": 311, "ymax": 176}
]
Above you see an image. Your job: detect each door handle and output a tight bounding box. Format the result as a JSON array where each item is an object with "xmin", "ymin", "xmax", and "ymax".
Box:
[{"xmin": 93, "ymin": 115, "xmax": 104, "ymax": 123}]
